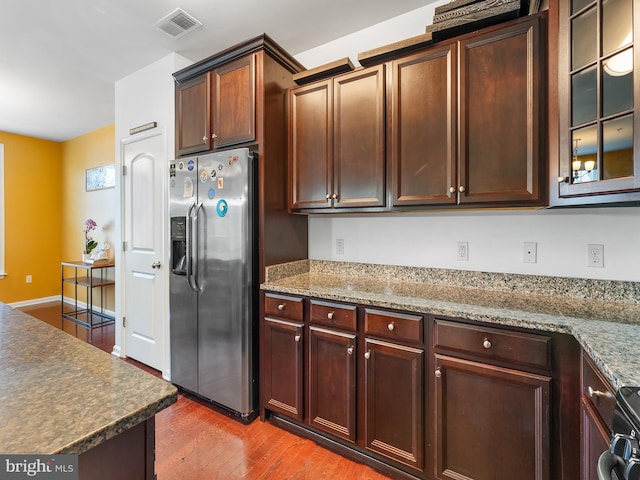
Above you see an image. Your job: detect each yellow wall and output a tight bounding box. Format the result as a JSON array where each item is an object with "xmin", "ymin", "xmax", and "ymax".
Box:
[
  {"xmin": 0, "ymin": 132, "xmax": 63, "ymax": 303},
  {"xmin": 0, "ymin": 125, "xmax": 115, "ymax": 305}
]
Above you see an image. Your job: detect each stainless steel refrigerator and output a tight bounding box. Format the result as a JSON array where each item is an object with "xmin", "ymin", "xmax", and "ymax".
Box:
[{"xmin": 169, "ymin": 147, "xmax": 257, "ymax": 419}]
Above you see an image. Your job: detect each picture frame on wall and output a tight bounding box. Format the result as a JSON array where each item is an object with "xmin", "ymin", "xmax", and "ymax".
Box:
[{"xmin": 86, "ymin": 164, "xmax": 115, "ymax": 191}]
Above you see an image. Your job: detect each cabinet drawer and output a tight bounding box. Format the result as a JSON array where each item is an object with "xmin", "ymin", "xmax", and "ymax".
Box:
[
  {"xmin": 310, "ymin": 300, "xmax": 357, "ymax": 332},
  {"xmin": 582, "ymin": 353, "xmax": 616, "ymax": 427},
  {"xmin": 364, "ymin": 309, "xmax": 423, "ymax": 344},
  {"xmin": 433, "ymin": 318, "xmax": 550, "ymax": 370},
  {"xmin": 264, "ymin": 293, "xmax": 304, "ymax": 321}
]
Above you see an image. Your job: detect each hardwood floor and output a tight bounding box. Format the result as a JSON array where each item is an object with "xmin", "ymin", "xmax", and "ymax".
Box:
[{"xmin": 18, "ymin": 301, "xmax": 392, "ymax": 480}]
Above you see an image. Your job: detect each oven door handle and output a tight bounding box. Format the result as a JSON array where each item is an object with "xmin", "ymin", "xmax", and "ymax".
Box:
[{"xmin": 598, "ymin": 450, "xmax": 618, "ymax": 480}]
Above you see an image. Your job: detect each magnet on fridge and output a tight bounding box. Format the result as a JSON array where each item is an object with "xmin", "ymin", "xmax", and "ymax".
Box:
[
  {"xmin": 217, "ymin": 178, "xmax": 224, "ymax": 189},
  {"xmin": 208, "ymin": 188, "xmax": 215, "ymax": 199},
  {"xmin": 187, "ymin": 159, "xmax": 195, "ymax": 171},
  {"xmin": 216, "ymin": 199, "xmax": 228, "ymax": 217}
]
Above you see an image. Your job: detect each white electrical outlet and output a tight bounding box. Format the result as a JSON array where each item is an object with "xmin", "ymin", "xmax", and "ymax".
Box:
[
  {"xmin": 587, "ymin": 244, "xmax": 604, "ymax": 268},
  {"xmin": 26, "ymin": 275, "xmax": 32, "ymax": 283},
  {"xmin": 336, "ymin": 238, "xmax": 345, "ymax": 255},
  {"xmin": 523, "ymin": 242, "xmax": 537, "ymax": 264},
  {"xmin": 457, "ymin": 241, "xmax": 469, "ymax": 261}
]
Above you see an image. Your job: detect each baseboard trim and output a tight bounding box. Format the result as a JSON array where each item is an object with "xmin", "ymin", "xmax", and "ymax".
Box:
[{"xmin": 7, "ymin": 295, "xmax": 61, "ymax": 308}]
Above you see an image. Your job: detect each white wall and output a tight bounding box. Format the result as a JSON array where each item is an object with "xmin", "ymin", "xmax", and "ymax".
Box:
[
  {"xmin": 113, "ymin": 52, "xmax": 192, "ymax": 369},
  {"xmin": 296, "ymin": 3, "xmax": 640, "ymax": 282}
]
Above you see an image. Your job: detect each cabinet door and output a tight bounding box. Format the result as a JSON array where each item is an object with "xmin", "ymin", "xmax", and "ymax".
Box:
[
  {"xmin": 555, "ymin": 0, "xmax": 640, "ymax": 204},
  {"xmin": 263, "ymin": 317, "xmax": 304, "ymax": 420},
  {"xmin": 289, "ymin": 80, "xmax": 333, "ymax": 210},
  {"xmin": 212, "ymin": 55, "xmax": 256, "ymax": 148},
  {"xmin": 458, "ymin": 16, "xmax": 545, "ymax": 205},
  {"xmin": 581, "ymin": 400, "xmax": 611, "ymax": 480},
  {"xmin": 434, "ymin": 355, "xmax": 551, "ymax": 480},
  {"xmin": 333, "ymin": 65, "xmax": 386, "ymax": 208},
  {"xmin": 308, "ymin": 326, "xmax": 357, "ymax": 443},
  {"xmin": 364, "ymin": 338, "xmax": 424, "ymax": 471},
  {"xmin": 176, "ymin": 73, "xmax": 211, "ymax": 156},
  {"xmin": 390, "ymin": 43, "xmax": 458, "ymax": 207}
]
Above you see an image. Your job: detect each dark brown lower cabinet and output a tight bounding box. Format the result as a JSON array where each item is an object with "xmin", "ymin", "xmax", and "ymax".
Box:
[
  {"xmin": 434, "ymin": 354, "xmax": 551, "ymax": 480},
  {"xmin": 364, "ymin": 338, "xmax": 425, "ymax": 471},
  {"xmin": 263, "ymin": 317, "xmax": 304, "ymax": 420},
  {"xmin": 308, "ymin": 326, "xmax": 357, "ymax": 442},
  {"xmin": 581, "ymin": 400, "xmax": 611, "ymax": 480}
]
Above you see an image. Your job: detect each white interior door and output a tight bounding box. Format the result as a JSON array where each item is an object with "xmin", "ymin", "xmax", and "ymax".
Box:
[{"xmin": 122, "ymin": 132, "xmax": 165, "ymax": 371}]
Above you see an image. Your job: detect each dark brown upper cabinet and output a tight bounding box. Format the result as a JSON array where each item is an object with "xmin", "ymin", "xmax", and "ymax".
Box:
[
  {"xmin": 390, "ymin": 13, "xmax": 547, "ymax": 209},
  {"xmin": 289, "ymin": 65, "xmax": 386, "ymax": 211},
  {"xmin": 553, "ymin": 0, "xmax": 640, "ymax": 205},
  {"xmin": 175, "ymin": 55, "xmax": 256, "ymax": 156},
  {"xmin": 390, "ymin": 43, "xmax": 458, "ymax": 207}
]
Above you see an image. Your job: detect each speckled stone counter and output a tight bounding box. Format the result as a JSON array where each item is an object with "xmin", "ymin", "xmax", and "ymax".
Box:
[
  {"xmin": 262, "ymin": 260, "xmax": 640, "ymax": 390},
  {"xmin": 0, "ymin": 303, "xmax": 177, "ymax": 455}
]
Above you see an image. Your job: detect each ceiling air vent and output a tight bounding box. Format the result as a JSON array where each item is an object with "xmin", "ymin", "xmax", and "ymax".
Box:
[{"xmin": 154, "ymin": 8, "xmax": 202, "ymax": 39}]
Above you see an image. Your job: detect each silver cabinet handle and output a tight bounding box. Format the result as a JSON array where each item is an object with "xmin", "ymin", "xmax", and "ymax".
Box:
[
  {"xmin": 294, "ymin": 334, "xmax": 301, "ymax": 342},
  {"xmin": 435, "ymin": 368, "xmax": 442, "ymax": 378},
  {"xmin": 347, "ymin": 346, "xmax": 354, "ymax": 355},
  {"xmin": 387, "ymin": 323, "xmax": 395, "ymax": 331},
  {"xmin": 558, "ymin": 176, "xmax": 569, "ymax": 183},
  {"xmin": 483, "ymin": 338, "xmax": 492, "ymax": 349},
  {"xmin": 459, "ymin": 185, "xmax": 466, "ymax": 193},
  {"xmin": 151, "ymin": 261, "xmax": 161, "ymax": 269},
  {"xmin": 588, "ymin": 386, "xmax": 613, "ymax": 398},
  {"xmin": 327, "ymin": 312, "xmax": 334, "ymax": 320},
  {"xmin": 364, "ymin": 351, "xmax": 371, "ymax": 360},
  {"xmin": 278, "ymin": 303, "xmax": 286, "ymax": 311}
]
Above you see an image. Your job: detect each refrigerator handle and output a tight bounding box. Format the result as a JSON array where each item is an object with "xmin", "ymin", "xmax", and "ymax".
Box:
[
  {"xmin": 192, "ymin": 201, "xmax": 204, "ymax": 293},
  {"xmin": 186, "ymin": 202, "xmax": 197, "ymax": 293}
]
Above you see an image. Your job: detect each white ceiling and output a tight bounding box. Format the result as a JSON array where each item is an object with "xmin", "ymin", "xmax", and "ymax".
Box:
[{"xmin": 0, "ymin": 0, "xmax": 435, "ymax": 142}]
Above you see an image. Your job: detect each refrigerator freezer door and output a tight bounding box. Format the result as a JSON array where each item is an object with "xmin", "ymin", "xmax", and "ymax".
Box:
[
  {"xmin": 169, "ymin": 157, "xmax": 199, "ymax": 394},
  {"xmin": 196, "ymin": 148, "xmax": 254, "ymax": 414}
]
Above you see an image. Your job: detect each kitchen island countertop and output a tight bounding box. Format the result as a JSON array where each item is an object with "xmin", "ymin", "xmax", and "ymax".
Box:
[
  {"xmin": 0, "ymin": 303, "xmax": 177, "ymax": 455},
  {"xmin": 261, "ymin": 260, "xmax": 640, "ymax": 390}
]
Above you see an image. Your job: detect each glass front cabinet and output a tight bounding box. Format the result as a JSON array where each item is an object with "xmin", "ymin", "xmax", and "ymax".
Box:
[{"xmin": 556, "ymin": 0, "xmax": 640, "ymax": 204}]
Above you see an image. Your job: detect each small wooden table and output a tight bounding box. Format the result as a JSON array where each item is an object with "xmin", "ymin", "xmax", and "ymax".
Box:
[{"xmin": 61, "ymin": 261, "xmax": 115, "ymax": 328}]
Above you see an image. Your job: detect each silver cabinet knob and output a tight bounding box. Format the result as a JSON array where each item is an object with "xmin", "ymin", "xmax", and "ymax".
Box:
[
  {"xmin": 326, "ymin": 194, "xmax": 331, "ymax": 200},
  {"xmin": 557, "ymin": 176, "xmax": 569, "ymax": 183},
  {"xmin": 294, "ymin": 334, "xmax": 301, "ymax": 342},
  {"xmin": 327, "ymin": 312, "xmax": 335, "ymax": 320},
  {"xmin": 212, "ymin": 133, "xmax": 218, "ymax": 139},
  {"xmin": 331, "ymin": 193, "xmax": 338, "ymax": 199},
  {"xmin": 203, "ymin": 136, "xmax": 208, "ymax": 143},
  {"xmin": 364, "ymin": 351, "xmax": 371, "ymax": 360},
  {"xmin": 459, "ymin": 185, "xmax": 466, "ymax": 193},
  {"xmin": 435, "ymin": 368, "xmax": 442, "ymax": 378},
  {"xmin": 277, "ymin": 303, "xmax": 285, "ymax": 311},
  {"xmin": 151, "ymin": 261, "xmax": 161, "ymax": 269},
  {"xmin": 449, "ymin": 186, "xmax": 456, "ymax": 193},
  {"xmin": 387, "ymin": 323, "xmax": 395, "ymax": 331},
  {"xmin": 347, "ymin": 346, "xmax": 354, "ymax": 355},
  {"xmin": 483, "ymin": 338, "xmax": 492, "ymax": 349},
  {"xmin": 587, "ymin": 386, "xmax": 613, "ymax": 398}
]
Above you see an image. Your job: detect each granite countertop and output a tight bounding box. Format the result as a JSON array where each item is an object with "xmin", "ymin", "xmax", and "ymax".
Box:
[
  {"xmin": 261, "ymin": 260, "xmax": 640, "ymax": 391},
  {"xmin": 0, "ymin": 303, "xmax": 177, "ymax": 455}
]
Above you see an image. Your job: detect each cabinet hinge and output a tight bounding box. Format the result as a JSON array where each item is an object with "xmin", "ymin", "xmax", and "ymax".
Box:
[
  {"xmin": 122, "ymin": 241, "xmax": 127, "ymax": 251},
  {"xmin": 122, "ymin": 165, "xmax": 127, "ymax": 176},
  {"xmin": 123, "ymin": 316, "xmax": 127, "ymax": 328}
]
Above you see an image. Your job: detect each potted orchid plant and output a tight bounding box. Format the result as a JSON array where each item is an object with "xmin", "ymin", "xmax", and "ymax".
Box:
[{"xmin": 83, "ymin": 218, "xmax": 98, "ymax": 262}]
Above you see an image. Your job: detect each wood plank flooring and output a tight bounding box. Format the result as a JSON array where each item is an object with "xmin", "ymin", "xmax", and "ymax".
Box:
[{"xmin": 17, "ymin": 301, "xmax": 392, "ymax": 480}]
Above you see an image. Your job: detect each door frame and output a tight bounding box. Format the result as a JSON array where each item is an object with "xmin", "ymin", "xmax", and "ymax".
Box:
[{"xmin": 114, "ymin": 128, "xmax": 171, "ymax": 380}]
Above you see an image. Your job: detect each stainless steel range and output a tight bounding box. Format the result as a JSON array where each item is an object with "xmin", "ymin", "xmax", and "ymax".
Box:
[{"xmin": 599, "ymin": 387, "xmax": 640, "ymax": 480}]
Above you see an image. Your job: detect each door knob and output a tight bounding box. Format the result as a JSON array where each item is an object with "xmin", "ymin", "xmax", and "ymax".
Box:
[{"xmin": 151, "ymin": 261, "xmax": 161, "ymax": 269}]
